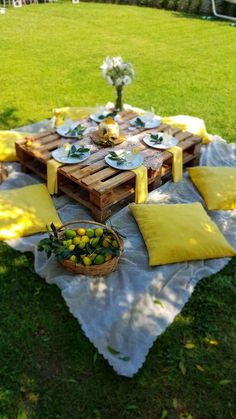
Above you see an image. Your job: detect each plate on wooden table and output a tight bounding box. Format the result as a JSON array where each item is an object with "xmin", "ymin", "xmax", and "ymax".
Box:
[
  {"xmin": 90, "ymin": 110, "xmax": 118, "ymax": 123},
  {"xmin": 52, "ymin": 147, "xmax": 90, "ymax": 164},
  {"xmin": 129, "ymin": 115, "xmax": 161, "ymax": 130},
  {"xmin": 56, "ymin": 122, "xmax": 87, "ymax": 138},
  {"xmin": 105, "ymin": 150, "xmax": 144, "ymax": 170},
  {"xmin": 143, "ymin": 132, "xmax": 178, "ymax": 149}
]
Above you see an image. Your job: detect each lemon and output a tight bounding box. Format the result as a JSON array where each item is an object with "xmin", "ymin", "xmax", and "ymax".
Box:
[
  {"xmin": 95, "ymin": 228, "xmax": 103, "ymax": 237},
  {"xmin": 64, "ymin": 229, "xmax": 76, "ymax": 239},
  {"xmin": 73, "ymin": 237, "xmax": 81, "ymax": 245},
  {"xmin": 112, "ymin": 240, "xmax": 119, "ymax": 249},
  {"xmin": 78, "ymin": 241, "xmax": 86, "ymax": 249},
  {"xmin": 90, "ymin": 237, "xmax": 100, "ymax": 247},
  {"xmin": 68, "ymin": 244, "xmax": 75, "ymax": 251},
  {"xmin": 66, "ymin": 239, "xmax": 72, "ymax": 246},
  {"xmin": 105, "ymin": 254, "xmax": 113, "ymax": 261},
  {"xmin": 77, "ymin": 228, "xmax": 86, "ymax": 236},
  {"xmin": 70, "ymin": 255, "xmax": 77, "ymax": 263},
  {"xmin": 26, "ymin": 140, "xmax": 33, "ymax": 148},
  {"xmin": 82, "ymin": 256, "xmax": 92, "ymax": 266},
  {"xmin": 81, "ymin": 235, "xmax": 90, "ymax": 244},
  {"xmin": 94, "ymin": 254, "xmax": 105, "ymax": 265},
  {"xmin": 63, "ymin": 142, "xmax": 71, "ymax": 150},
  {"xmin": 90, "ymin": 253, "xmax": 97, "ymax": 262},
  {"xmin": 102, "ymin": 238, "xmax": 111, "ymax": 248},
  {"xmin": 132, "ymin": 146, "xmax": 140, "ymax": 155},
  {"xmin": 86, "ymin": 228, "xmax": 95, "ymax": 238}
]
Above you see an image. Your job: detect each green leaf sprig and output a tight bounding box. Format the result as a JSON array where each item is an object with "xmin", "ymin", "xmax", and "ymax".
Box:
[
  {"xmin": 65, "ymin": 124, "xmax": 86, "ymax": 137},
  {"xmin": 97, "ymin": 111, "xmax": 117, "ymax": 120},
  {"xmin": 150, "ymin": 133, "xmax": 163, "ymax": 144},
  {"xmin": 108, "ymin": 151, "xmax": 126, "ymax": 165},
  {"xmin": 67, "ymin": 145, "xmax": 90, "ymax": 159},
  {"xmin": 134, "ymin": 117, "xmax": 145, "ymax": 128},
  {"xmin": 38, "ymin": 223, "xmax": 70, "ymax": 261}
]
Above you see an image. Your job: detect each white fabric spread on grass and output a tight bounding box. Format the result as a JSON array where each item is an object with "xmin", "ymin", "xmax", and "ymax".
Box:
[{"xmin": 2, "ymin": 124, "xmax": 236, "ymax": 377}]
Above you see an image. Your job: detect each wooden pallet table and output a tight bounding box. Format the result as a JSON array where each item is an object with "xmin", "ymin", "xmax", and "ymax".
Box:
[{"xmin": 15, "ymin": 114, "xmax": 202, "ymax": 221}]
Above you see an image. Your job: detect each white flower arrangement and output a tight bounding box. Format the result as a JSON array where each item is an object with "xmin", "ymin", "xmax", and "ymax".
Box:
[
  {"xmin": 100, "ymin": 57, "xmax": 135, "ymax": 111},
  {"xmin": 101, "ymin": 56, "xmax": 135, "ymax": 87}
]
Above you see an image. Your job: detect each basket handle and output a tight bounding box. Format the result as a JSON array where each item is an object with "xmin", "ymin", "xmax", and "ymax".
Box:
[{"xmin": 57, "ymin": 220, "xmax": 123, "ymax": 249}]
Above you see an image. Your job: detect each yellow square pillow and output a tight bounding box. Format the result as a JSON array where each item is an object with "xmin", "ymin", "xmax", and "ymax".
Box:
[
  {"xmin": 130, "ymin": 203, "xmax": 236, "ymax": 266},
  {"xmin": 0, "ymin": 184, "xmax": 61, "ymax": 240},
  {"xmin": 188, "ymin": 167, "xmax": 236, "ymax": 210},
  {"xmin": 0, "ymin": 131, "xmax": 28, "ymax": 162}
]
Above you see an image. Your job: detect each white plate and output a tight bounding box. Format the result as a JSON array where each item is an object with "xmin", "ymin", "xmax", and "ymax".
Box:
[
  {"xmin": 90, "ymin": 111, "xmax": 118, "ymax": 123},
  {"xmin": 105, "ymin": 150, "xmax": 144, "ymax": 170},
  {"xmin": 129, "ymin": 116, "xmax": 161, "ymax": 129},
  {"xmin": 143, "ymin": 133, "xmax": 178, "ymax": 149},
  {"xmin": 56, "ymin": 123, "xmax": 87, "ymax": 138},
  {"xmin": 52, "ymin": 148, "xmax": 90, "ymax": 164}
]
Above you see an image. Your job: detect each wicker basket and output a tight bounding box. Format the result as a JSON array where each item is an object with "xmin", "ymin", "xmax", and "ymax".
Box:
[{"xmin": 57, "ymin": 220, "xmax": 124, "ymax": 276}]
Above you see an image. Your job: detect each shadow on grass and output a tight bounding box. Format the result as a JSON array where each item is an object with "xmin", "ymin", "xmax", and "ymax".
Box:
[{"xmin": 0, "ymin": 107, "xmax": 19, "ymax": 130}]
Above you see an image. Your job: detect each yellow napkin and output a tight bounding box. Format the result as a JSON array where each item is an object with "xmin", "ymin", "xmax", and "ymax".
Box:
[
  {"xmin": 0, "ymin": 131, "xmax": 31, "ymax": 162},
  {"xmin": 168, "ymin": 146, "xmax": 183, "ymax": 182},
  {"xmin": 53, "ymin": 106, "xmax": 97, "ymax": 127},
  {"xmin": 132, "ymin": 165, "xmax": 148, "ymax": 204},
  {"xmin": 162, "ymin": 115, "xmax": 211, "ymax": 144},
  {"xmin": 47, "ymin": 159, "xmax": 62, "ymax": 194}
]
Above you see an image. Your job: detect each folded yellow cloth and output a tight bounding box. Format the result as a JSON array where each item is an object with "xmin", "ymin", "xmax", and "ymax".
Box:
[
  {"xmin": 168, "ymin": 145, "xmax": 183, "ymax": 182},
  {"xmin": 132, "ymin": 165, "xmax": 148, "ymax": 204},
  {"xmin": 162, "ymin": 115, "xmax": 211, "ymax": 144},
  {"xmin": 0, "ymin": 131, "xmax": 30, "ymax": 162},
  {"xmin": 47, "ymin": 159, "xmax": 62, "ymax": 195},
  {"xmin": 53, "ymin": 106, "xmax": 97, "ymax": 127}
]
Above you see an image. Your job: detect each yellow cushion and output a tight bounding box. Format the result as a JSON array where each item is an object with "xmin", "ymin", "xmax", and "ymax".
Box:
[
  {"xmin": 188, "ymin": 167, "xmax": 236, "ymax": 210},
  {"xmin": 0, "ymin": 131, "xmax": 28, "ymax": 162},
  {"xmin": 0, "ymin": 184, "xmax": 61, "ymax": 240},
  {"xmin": 130, "ymin": 202, "xmax": 236, "ymax": 266}
]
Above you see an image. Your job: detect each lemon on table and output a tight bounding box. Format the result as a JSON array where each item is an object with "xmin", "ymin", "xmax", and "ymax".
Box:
[
  {"xmin": 70, "ymin": 255, "xmax": 77, "ymax": 263},
  {"xmin": 77, "ymin": 228, "xmax": 86, "ymax": 236},
  {"xmin": 26, "ymin": 140, "xmax": 33, "ymax": 148},
  {"xmin": 63, "ymin": 142, "xmax": 71, "ymax": 150},
  {"xmin": 94, "ymin": 254, "xmax": 105, "ymax": 265},
  {"xmin": 132, "ymin": 146, "xmax": 140, "ymax": 155}
]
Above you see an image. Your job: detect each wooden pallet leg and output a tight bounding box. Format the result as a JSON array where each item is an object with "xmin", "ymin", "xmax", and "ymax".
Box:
[
  {"xmin": 0, "ymin": 163, "xmax": 8, "ymax": 183},
  {"xmin": 20, "ymin": 164, "xmax": 31, "ymax": 174},
  {"xmin": 90, "ymin": 206, "xmax": 112, "ymax": 223}
]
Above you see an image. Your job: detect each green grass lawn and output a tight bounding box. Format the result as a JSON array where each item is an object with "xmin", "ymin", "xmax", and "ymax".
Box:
[
  {"xmin": 0, "ymin": 3, "xmax": 236, "ymax": 419},
  {"xmin": 0, "ymin": 2, "xmax": 236, "ymax": 141}
]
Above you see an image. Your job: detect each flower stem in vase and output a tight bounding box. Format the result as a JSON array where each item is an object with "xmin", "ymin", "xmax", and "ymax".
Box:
[{"xmin": 115, "ymin": 86, "xmax": 123, "ymax": 112}]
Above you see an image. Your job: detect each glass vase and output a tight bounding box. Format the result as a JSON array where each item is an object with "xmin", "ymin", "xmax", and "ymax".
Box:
[{"xmin": 114, "ymin": 86, "xmax": 123, "ymax": 112}]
